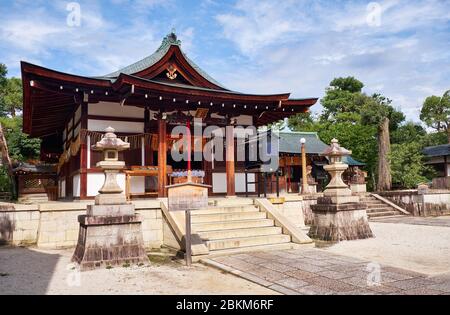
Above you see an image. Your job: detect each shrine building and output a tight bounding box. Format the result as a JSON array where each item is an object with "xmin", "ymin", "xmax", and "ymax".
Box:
[{"xmin": 21, "ymin": 31, "xmax": 318, "ymax": 200}]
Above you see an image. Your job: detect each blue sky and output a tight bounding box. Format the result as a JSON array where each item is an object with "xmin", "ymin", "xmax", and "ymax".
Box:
[{"xmin": 1, "ymin": 0, "xmax": 449, "ymax": 122}]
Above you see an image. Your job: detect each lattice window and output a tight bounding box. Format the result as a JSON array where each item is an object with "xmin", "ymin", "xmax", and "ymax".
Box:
[{"xmin": 23, "ymin": 178, "xmax": 56, "ymax": 189}]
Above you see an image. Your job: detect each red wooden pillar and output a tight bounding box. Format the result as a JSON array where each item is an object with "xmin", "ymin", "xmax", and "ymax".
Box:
[
  {"xmin": 80, "ymin": 102, "xmax": 88, "ymax": 199},
  {"xmin": 226, "ymin": 125, "xmax": 235, "ymax": 197},
  {"xmin": 158, "ymin": 119, "xmax": 167, "ymax": 197}
]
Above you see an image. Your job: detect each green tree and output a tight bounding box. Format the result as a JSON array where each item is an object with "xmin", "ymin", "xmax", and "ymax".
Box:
[
  {"xmin": 391, "ymin": 122, "xmax": 426, "ymax": 144},
  {"xmin": 420, "ymin": 91, "xmax": 450, "ymax": 143},
  {"xmin": 0, "ymin": 64, "xmax": 40, "ymax": 163},
  {"xmin": 0, "ymin": 77, "xmax": 23, "ymax": 117},
  {"xmin": 0, "ymin": 116, "xmax": 40, "ymax": 162},
  {"xmin": 390, "ymin": 142, "xmax": 433, "ymax": 189},
  {"xmin": 0, "ymin": 63, "xmax": 7, "ymax": 88},
  {"xmin": 288, "ymin": 112, "xmax": 322, "ymax": 132},
  {"xmin": 320, "ymin": 77, "xmax": 365, "ymax": 121}
]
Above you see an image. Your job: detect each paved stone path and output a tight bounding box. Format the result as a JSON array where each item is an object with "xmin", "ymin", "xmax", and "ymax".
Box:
[
  {"xmin": 371, "ymin": 216, "xmax": 450, "ymax": 227},
  {"xmin": 205, "ymin": 249, "xmax": 450, "ymax": 295}
]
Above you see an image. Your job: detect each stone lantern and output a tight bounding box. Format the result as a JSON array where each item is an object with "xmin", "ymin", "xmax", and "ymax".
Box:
[
  {"xmin": 322, "ymin": 139, "xmax": 354, "ymax": 201},
  {"xmin": 309, "ymin": 139, "xmax": 373, "ymax": 242},
  {"xmin": 92, "ymin": 127, "xmax": 129, "ymax": 205},
  {"xmin": 72, "ymin": 127, "xmax": 148, "ymax": 270}
]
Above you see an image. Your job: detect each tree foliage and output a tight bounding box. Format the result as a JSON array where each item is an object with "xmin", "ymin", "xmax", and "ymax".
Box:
[
  {"xmin": 0, "ymin": 77, "xmax": 23, "ymax": 117},
  {"xmin": 420, "ymin": 90, "xmax": 450, "ymax": 143},
  {"xmin": 390, "ymin": 142, "xmax": 433, "ymax": 189},
  {"xmin": 290, "ymin": 76, "xmax": 436, "ymax": 190},
  {"xmin": 0, "ymin": 64, "xmax": 41, "ymax": 164},
  {"xmin": 0, "ymin": 116, "xmax": 40, "ymax": 162}
]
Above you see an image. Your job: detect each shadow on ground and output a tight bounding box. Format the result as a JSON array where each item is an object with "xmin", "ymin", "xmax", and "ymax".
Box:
[{"xmin": 0, "ymin": 246, "xmax": 61, "ymax": 295}]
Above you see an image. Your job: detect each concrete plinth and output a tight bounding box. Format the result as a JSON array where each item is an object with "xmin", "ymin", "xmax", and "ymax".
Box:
[
  {"xmin": 72, "ymin": 205, "xmax": 149, "ymax": 270},
  {"xmin": 309, "ymin": 202, "xmax": 373, "ymax": 242}
]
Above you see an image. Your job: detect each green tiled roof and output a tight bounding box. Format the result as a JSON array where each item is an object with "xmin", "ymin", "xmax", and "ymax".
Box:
[
  {"xmin": 101, "ymin": 32, "xmax": 226, "ymax": 89},
  {"xmin": 276, "ymin": 130, "xmax": 365, "ymax": 166},
  {"xmin": 343, "ymin": 156, "xmax": 366, "ymax": 166},
  {"xmin": 277, "ymin": 131, "xmax": 329, "ymax": 154}
]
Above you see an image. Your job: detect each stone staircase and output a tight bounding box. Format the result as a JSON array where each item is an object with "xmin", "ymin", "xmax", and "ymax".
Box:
[
  {"xmin": 18, "ymin": 193, "xmax": 49, "ymax": 204},
  {"xmin": 191, "ymin": 201, "xmax": 296, "ymax": 254},
  {"xmin": 361, "ymin": 194, "xmax": 406, "ymax": 219}
]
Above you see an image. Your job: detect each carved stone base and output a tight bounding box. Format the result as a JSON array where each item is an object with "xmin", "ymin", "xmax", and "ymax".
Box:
[
  {"xmin": 95, "ymin": 193, "xmax": 127, "ymax": 205},
  {"xmin": 72, "ymin": 211, "xmax": 148, "ymax": 271},
  {"xmin": 309, "ymin": 203, "xmax": 373, "ymax": 242},
  {"xmin": 350, "ymin": 183, "xmax": 367, "ymax": 194}
]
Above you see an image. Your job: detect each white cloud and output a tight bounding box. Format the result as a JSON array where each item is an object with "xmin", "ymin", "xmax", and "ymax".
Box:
[{"xmin": 214, "ymin": 0, "xmax": 450, "ymax": 122}]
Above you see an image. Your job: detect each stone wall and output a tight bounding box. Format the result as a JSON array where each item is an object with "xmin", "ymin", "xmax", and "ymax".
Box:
[
  {"xmin": 0, "ymin": 204, "xmax": 39, "ymax": 246},
  {"xmin": 378, "ymin": 190, "xmax": 450, "ymax": 217},
  {"xmin": 272, "ymin": 195, "xmax": 319, "ymax": 227},
  {"xmin": 0, "ymin": 200, "xmax": 164, "ymax": 249}
]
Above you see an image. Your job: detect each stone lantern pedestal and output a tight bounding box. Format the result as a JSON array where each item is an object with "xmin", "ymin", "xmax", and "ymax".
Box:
[
  {"xmin": 309, "ymin": 139, "xmax": 373, "ymax": 242},
  {"xmin": 72, "ymin": 127, "xmax": 148, "ymax": 270}
]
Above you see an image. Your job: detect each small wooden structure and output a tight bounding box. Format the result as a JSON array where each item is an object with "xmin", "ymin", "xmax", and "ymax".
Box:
[
  {"xmin": 423, "ymin": 144, "xmax": 450, "ymax": 189},
  {"xmin": 167, "ymin": 179, "xmax": 210, "ymax": 266},
  {"xmin": 13, "ymin": 163, "xmax": 57, "ymax": 201}
]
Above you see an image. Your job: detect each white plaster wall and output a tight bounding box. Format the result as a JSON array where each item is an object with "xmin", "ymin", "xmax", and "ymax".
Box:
[
  {"xmin": 87, "ymin": 173, "xmax": 104, "ymax": 196},
  {"xmin": 212, "ymin": 173, "xmax": 227, "ymax": 193},
  {"xmin": 59, "ymin": 179, "xmax": 66, "ymax": 198},
  {"xmin": 87, "ymin": 173, "xmax": 126, "ymax": 197},
  {"xmin": 73, "ymin": 174, "xmax": 80, "ymax": 197},
  {"xmin": 212, "ymin": 173, "xmax": 255, "ymax": 193},
  {"xmin": 88, "ymin": 102, "xmax": 145, "ymax": 118},
  {"xmin": 88, "ymin": 119, "xmax": 144, "ymax": 133},
  {"xmin": 130, "ymin": 176, "xmax": 145, "ymax": 194}
]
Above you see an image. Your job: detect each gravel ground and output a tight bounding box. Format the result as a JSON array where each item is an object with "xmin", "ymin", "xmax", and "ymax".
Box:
[
  {"xmin": 0, "ymin": 247, "xmax": 276, "ymax": 295},
  {"xmin": 323, "ymin": 221, "xmax": 450, "ymax": 276}
]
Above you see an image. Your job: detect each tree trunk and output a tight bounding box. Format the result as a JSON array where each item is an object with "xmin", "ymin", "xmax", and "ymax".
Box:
[{"xmin": 377, "ymin": 117, "xmax": 392, "ymax": 191}]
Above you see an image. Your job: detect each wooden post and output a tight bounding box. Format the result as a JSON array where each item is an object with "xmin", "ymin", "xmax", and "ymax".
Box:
[
  {"xmin": 144, "ymin": 108, "xmax": 153, "ymax": 166},
  {"xmin": 185, "ymin": 210, "xmax": 192, "ymax": 266},
  {"xmin": 225, "ymin": 125, "xmax": 235, "ymax": 197},
  {"xmin": 301, "ymin": 141, "xmax": 309, "ymax": 195},
  {"xmin": 158, "ymin": 119, "xmax": 167, "ymax": 197},
  {"xmin": 80, "ymin": 102, "xmax": 88, "ymax": 200}
]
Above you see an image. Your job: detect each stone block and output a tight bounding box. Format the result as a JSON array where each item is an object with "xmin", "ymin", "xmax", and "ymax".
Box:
[
  {"xmin": 72, "ymin": 213, "xmax": 148, "ymax": 271},
  {"xmin": 309, "ymin": 209, "xmax": 373, "ymax": 242},
  {"xmin": 87, "ymin": 204, "xmax": 135, "ymax": 216},
  {"xmin": 65, "ymin": 229, "xmax": 79, "ymax": 242},
  {"xmin": 95, "ymin": 193, "xmax": 127, "ymax": 205}
]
